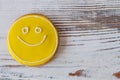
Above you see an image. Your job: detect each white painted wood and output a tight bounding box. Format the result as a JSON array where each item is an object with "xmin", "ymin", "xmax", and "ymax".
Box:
[{"xmin": 0, "ymin": 0, "xmax": 120, "ymax": 79}]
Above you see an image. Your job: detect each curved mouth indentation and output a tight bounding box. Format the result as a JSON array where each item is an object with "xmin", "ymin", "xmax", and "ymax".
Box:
[{"xmin": 17, "ymin": 35, "xmax": 47, "ymax": 46}]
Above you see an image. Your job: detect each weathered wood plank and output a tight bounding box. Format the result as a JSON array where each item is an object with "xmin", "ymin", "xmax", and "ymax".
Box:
[{"xmin": 0, "ymin": 0, "xmax": 120, "ymax": 80}]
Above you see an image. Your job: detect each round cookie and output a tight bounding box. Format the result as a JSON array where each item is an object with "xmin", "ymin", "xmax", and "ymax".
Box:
[{"xmin": 7, "ymin": 14, "xmax": 59, "ymax": 66}]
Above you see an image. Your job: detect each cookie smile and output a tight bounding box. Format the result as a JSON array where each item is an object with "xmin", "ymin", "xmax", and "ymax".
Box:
[{"xmin": 17, "ymin": 35, "xmax": 47, "ymax": 46}]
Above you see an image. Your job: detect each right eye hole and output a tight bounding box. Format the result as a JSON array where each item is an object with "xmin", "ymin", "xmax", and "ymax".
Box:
[
  {"xmin": 35, "ymin": 26, "xmax": 42, "ymax": 34},
  {"xmin": 22, "ymin": 27, "xmax": 29, "ymax": 34}
]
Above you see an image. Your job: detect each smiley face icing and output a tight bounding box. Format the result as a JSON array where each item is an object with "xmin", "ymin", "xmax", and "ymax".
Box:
[{"xmin": 7, "ymin": 14, "xmax": 59, "ymax": 66}]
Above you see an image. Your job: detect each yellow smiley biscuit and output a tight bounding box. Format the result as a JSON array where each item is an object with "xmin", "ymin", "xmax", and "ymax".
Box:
[{"xmin": 7, "ymin": 14, "xmax": 59, "ymax": 66}]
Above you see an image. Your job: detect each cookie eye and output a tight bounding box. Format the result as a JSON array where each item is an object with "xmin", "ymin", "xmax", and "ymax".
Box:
[
  {"xmin": 22, "ymin": 27, "xmax": 29, "ymax": 34},
  {"xmin": 35, "ymin": 26, "xmax": 42, "ymax": 34}
]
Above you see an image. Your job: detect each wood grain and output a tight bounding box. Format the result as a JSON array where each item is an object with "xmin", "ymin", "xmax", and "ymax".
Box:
[{"xmin": 0, "ymin": 0, "xmax": 120, "ymax": 80}]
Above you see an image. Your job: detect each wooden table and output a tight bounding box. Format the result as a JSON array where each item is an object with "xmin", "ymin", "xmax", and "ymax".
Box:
[{"xmin": 0, "ymin": 0, "xmax": 120, "ymax": 79}]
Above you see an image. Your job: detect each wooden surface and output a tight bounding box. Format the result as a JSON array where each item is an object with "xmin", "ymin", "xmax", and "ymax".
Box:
[{"xmin": 0, "ymin": 0, "xmax": 120, "ymax": 80}]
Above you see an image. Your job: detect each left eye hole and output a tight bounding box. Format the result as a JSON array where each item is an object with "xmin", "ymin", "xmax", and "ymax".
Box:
[
  {"xmin": 22, "ymin": 27, "xmax": 29, "ymax": 34},
  {"xmin": 35, "ymin": 26, "xmax": 42, "ymax": 33}
]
